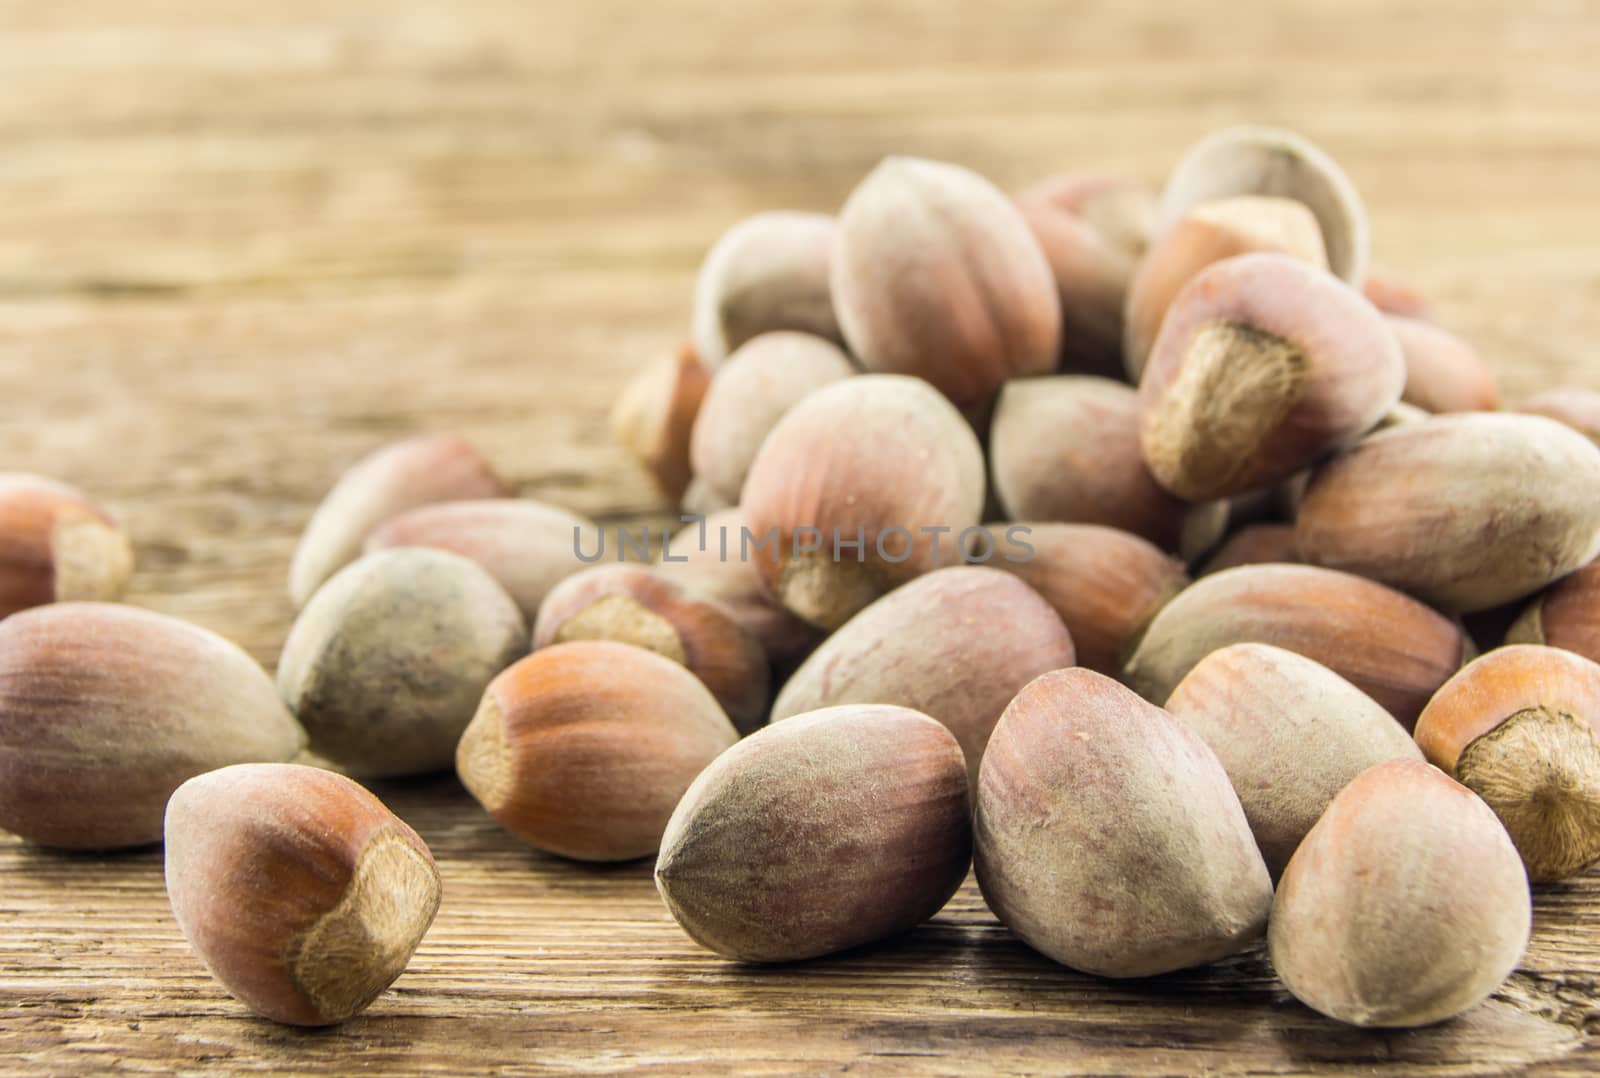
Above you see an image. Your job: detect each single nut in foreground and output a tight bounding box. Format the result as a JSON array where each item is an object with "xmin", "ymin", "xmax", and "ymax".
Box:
[
  {"xmin": 1296, "ymin": 413, "xmax": 1600, "ymax": 612},
  {"xmin": 0, "ymin": 602, "xmax": 305, "ymax": 848},
  {"xmin": 691, "ymin": 210, "xmax": 845, "ymax": 368},
  {"xmin": 1509, "ymin": 559, "xmax": 1600, "ymax": 664},
  {"xmin": 1269, "ymin": 758, "xmax": 1530, "ymax": 1028},
  {"xmin": 1198, "ymin": 523, "xmax": 1302, "ymax": 576},
  {"xmin": 975, "ymin": 668, "xmax": 1271, "ymax": 978},
  {"xmin": 771, "ymin": 566, "xmax": 1075, "ymax": 785},
  {"xmin": 1156, "ymin": 125, "xmax": 1370, "ymax": 284},
  {"xmin": 279, "ymin": 549, "xmax": 527, "ymax": 777},
  {"xmin": 1015, "ymin": 173, "xmax": 1153, "ymax": 379},
  {"xmin": 165, "ymin": 763, "xmax": 441, "ymax": 1027},
  {"xmin": 979, "ymin": 522, "xmax": 1187, "ymax": 675},
  {"xmin": 1122, "ymin": 195, "xmax": 1328, "ymax": 379},
  {"xmin": 1389, "ymin": 316, "xmax": 1500, "ymax": 413},
  {"xmin": 0, "ymin": 473, "xmax": 134, "ymax": 619},
  {"xmin": 656, "ymin": 704, "xmax": 970, "ymax": 963},
  {"xmin": 1138, "ymin": 252, "xmax": 1405, "ymax": 501},
  {"xmin": 457, "ymin": 641, "xmax": 739, "ymax": 861},
  {"xmin": 287, "ymin": 434, "xmax": 509, "ymax": 608},
  {"xmin": 687, "ymin": 331, "xmax": 856, "ymax": 506},
  {"xmin": 989, "ymin": 376, "xmax": 1229, "ymax": 557},
  {"xmin": 1361, "ymin": 266, "xmax": 1432, "ymax": 320},
  {"xmin": 610, "ymin": 341, "xmax": 711, "ymax": 504},
  {"xmin": 363, "ymin": 498, "xmax": 595, "ymax": 622},
  {"xmin": 1123, "ymin": 564, "xmax": 1469, "ymax": 728},
  {"xmin": 741, "ymin": 374, "xmax": 986, "ymax": 630},
  {"xmin": 1519, "ymin": 386, "xmax": 1600, "ymax": 445},
  {"xmin": 1165, "ymin": 643, "xmax": 1423, "ymax": 877},
  {"xmin": 1413, "ymin": 644, "xmax": 1600, "ymax": 882},
  {"xmin": 533, "ymin": 564, "xmax": 770, "ymax": 735},
  {"xmin": 832, "ymin": 156, "xmax": 1060, "ymax": 412}
]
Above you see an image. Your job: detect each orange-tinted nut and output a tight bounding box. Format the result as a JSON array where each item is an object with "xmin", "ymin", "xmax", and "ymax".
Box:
[
  {"xmin": 1361, "ymin": 266, "xmax": 1433, "ymax": 320},
  {"xmin": 165, "ymin": 764, "xmax": 441, "ymax": 1026},
  {"xmin": 533, "ymin": 564, "xmax": 769, "ymax": 735},
  {"xmin": 611, "ymin": 341, "xmax": 711, "ymax": 504},
  {"xmin": 1270, "ymin": 759, "xmax": 1530, "ymax": 1028},
  {"xmin": 456, "ymin": 641, "xmax": 739, "ymax": 861},
  {"xmin": 1519, "ymin": 386, "xmax": 1600, "ymax": 445},
  {"xmin": 1139, "ymin": 253, "xmax": 1405, "ymax": 501},
  {"xmin": 1389, "ymin": 316, "xmax": 1500, "ymax": 413},
  {"xmin": 1199, "ymin": 523, "xmax": 1302, "ymax": 576},
  {"xmin": 0, "ymin": 473, "xmax": 133, "ymax": 619},
  {"xmin": 975, "ymin": 668, "xmax": 1271, "ymax": 977},
  {"xmin": 1508, "ymin": 559, "xmax": 1600, "ymax": 663},
  {"xmin": 1414, "ymin": 644, "xmax": 1600, "ymax": 882},
  {"xmin": 833, "ymin": 156, "xmax": 1060, "ymax": 411},
  {"xmin": 655, "ymin": 704, "xmax": 970, "ymax": 963}
]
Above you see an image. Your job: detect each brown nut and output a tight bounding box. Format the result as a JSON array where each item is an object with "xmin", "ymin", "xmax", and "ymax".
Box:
[
  {"xmin": 363, "ymin": 498, "xmax": 595, "ymax": 622},
  {"xmin": 288, "ymin": 434, "xmax": 509, "ymax": 608},
  {"xmin": 989, "ymin": 376, "xmax": 1230, "ymax": 556},
  {"xmin": 456, "ymin": 641, "xmax": 739, "ymax": 861},
  {"xmin": 1123, "ymin": 195, "xmax": 1328, "ymax": 379},
  {"xmin": 771, "ymin": 566, "xmax": 1075, "ymax": 784},
  {"xmin": 1166, "ymin": 643, "xmax": 1423, "ymax": 876},
  {"xmin": 1509, "ymin": 559, "xmax": 1600, "ymax": 662},
  {"xmin": 691, "ymin": 211, "xmax": 845, "ymax": 368},
  {"xmin": 533, "ymin": 564, "xmax": 770, "ymax": 735},
  {"xmin": 1198, "ymin": 523, "xmax": 1302, "ymax": 576},
  {"xmin": 975, "ymin": 668, "xmax": 1271, "ymax": 977},
  {"xmin": 1139, "ymin": 252, "xmax": 1405, "ymax": 501},
  {"xmin": 0, "ymin": 474, "xmax": 134, "ymax": 619},
  {"xmin": 1123, "ymin": 564, "xmax": 1470, "ymax": 728},
  {"xmin": 1156, "ymin": 125, "xmax": 1369, "ymax": 284},
  {"xmin": 1297, "ymin": 413, "xmax": 1600, "ymax": 612},
  {"xmin": 1269, "ymin": 758, "xmax": 1531, "ymax": 1028},
  {"xmin": 1015, "ymin": 173, "xmax": 1153, "ymax": 379},
  {"xmin": 832, "ymin": 156, "xmax": 1060, "ymax": 411},
  {"xmin": 0, "ymin": 602, "xmax": 305, "ymax": 849},
  {"xmin": 611, "ymin": 341, "xmax": 712, "ymax": 504},
  {"xmin": 741, "ymin": 374, "xmax": 985, "ymax": 630},
  {"xmin": 1362, "ymin": 266, "xmax": 1433, "ymax": 320},
  {"xmin": 657, "ymin": 509, "xmax": 824, "ymax": 668},
  {"xmin": 980, "ymin": 522, "xmax": 1187, "ymax": 675},
  {"xmin": 165, "ymin": 763, "xmax": 441, "ymax": 1027},
  {"xmin": 1389, "ymin": 316, "xmax": 1500, "ymax": 413},
  {"xmin": 1414, "ymin": 644, "xmax": 1600, "ymax": 882},
  {"xmin": 1519, "ymin": 386, "xmax": 1600, "ymax": 444},
  {"xmin": 278, "ymin": 549, "xmax": 527, "ymax": 777},
  {"xmin": 688, "ymin": 331, "xmax": 855, "ymax": 506},
  {"xmin": 656, "ymin": 704, "xmax": 970, "ymax": 963}
]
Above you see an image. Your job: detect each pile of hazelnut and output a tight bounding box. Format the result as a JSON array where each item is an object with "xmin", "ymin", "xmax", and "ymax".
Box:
[{"xmin": 5, "ymin": 125, "xmax": 1600, "ymax": 1034}]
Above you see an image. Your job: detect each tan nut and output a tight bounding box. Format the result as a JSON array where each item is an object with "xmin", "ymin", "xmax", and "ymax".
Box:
[
  {"xmin": 0, "ymin": 473, "xmax": 133, "ymax": 619},
  {"xmin": 610, "ymin": 341, "xmax": 711, "ymax": 504},
  {"xmin": 1198, "ymin": 523, "xmax": 1302, "ymax": 576}
]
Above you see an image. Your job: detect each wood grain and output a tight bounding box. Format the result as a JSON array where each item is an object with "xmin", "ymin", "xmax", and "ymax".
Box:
[{"xmin": 3, "ymin": 0, "xmax": 1600, "ymax": 1072}]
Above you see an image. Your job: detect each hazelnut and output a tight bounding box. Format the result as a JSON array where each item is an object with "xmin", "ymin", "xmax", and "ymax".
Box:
[
  {"xmin": 1269, "ymin": 759, "xmax": 1530, "ymax": 1028},
  {"xmin": 1413, "ymin": 644, "xmax": 1600, "ymax": 882},
  {"xmin": 1165, "ymin": 643, "xmax": 1423, "ymax": 876},
  {"xmin": 0, "ymin": 602, "xmax": 305, "ymax": 848},
  {"xmin": 980, "ymin": 522, "xmax": 1187, "ymax": 675},
  {"xmin": 456, "ymin": 641, "xmax": 739, "ymax": 861},
  {"xmin": 989, "ymin": 376, "xmax": 1230, "ymax": 556},
  {"xmin": 1198, "ymin": 523, "xmax": 1301, "ymax": 576},
  {"xmin": 278, "ymin": 549, "xmax": 527, "ymax": 777},
  {"xmin": 975, "ymin": 668, "xmax": 1271, "ymax": 977},
  {"xmin": 288, "ymin": 434, "xmax": 509, "ymax": 609},
  {"xmin": 687, "ymin": 331, "xmax": 855, "ymax": 506},
  {"xmin": 533, "ymin": 564, "xmax": 769, "ymax": 735},
  {"xmin": 363, "ymin": 498, "xmax": 595, "ymax": 622},
  {"xmin": 832, "ymin": 156, "xmax": 1060, "ymax": 411},
  {"xmin": 610, "ymin": 340, "xmax": 711, "ymax": 504},
  {"xmin": 771, "ymin": 566, "xmax": 1075, "ymax": 785},
  {"xmin": 1508, "ymin": 559, "xmax": 1600, "ymax": 663},
  {"xmin": 741, "ymin": 374, "xmax": 985, "ymax": 630},
  {"xmin": 1389, "ymin": 316, "xmax": 1500, "ymax": 412},
  {"xmin": 1361, "ymin": 265, "xmax": 1432, "ymax": 319},
  {"xmin": 1123, "ymin": 195, "xmax": 1329, "ymax": 378},
  {"xmin": 1123, "ymin": 564, "xmax": 1470, "ymax": 728},
  {"xmin": 1297, "ymin": 413, "xmax": 1600, "ymax": 612},
  {"xmin": 1156, "ymin": 125, "xmax": 1369, "ymax": 284},
  {"xmin": 165, "ymin": 763, "xmax": 441, "ymax": 1026},
  {"xmin": 691, "ymin": 211, "xmax": 844, "ymax": 368},
  {"xmin": 1519, "ymin": 386, "xmax": 1600, "ymax": 445},
  {"xmin": 655, "ymin": 704, "xmax": 970, "ymax": 962},
  {"xmin": 0, "ymin": 473, "xmax": 134, "ymax": 619},
  {"xmin": 679, "ymin": 476, "xmax": 734, "ymax": 518},
  {"xmin": 1139, "ymin": 252, "xmax": 1405, "ymax": 501}
]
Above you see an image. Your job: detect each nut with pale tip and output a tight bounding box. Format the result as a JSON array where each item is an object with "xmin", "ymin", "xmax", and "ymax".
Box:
[
  {"xmin": 610, "ymin": 341, "xmax": 711, "ymax": 504},
  {"xmin": 0, "ymin": 473, "xmax": 134, "ymax": 620}
]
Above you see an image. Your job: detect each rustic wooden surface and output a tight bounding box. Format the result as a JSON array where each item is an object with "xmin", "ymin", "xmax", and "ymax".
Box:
[{"xmin": 3, "ymin": 1, "xmax": 1600, "ymax": 1073}]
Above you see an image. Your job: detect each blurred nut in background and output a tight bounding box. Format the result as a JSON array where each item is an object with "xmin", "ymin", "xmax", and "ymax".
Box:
[
  {"xmin": 610, "ymin": 341, "xmax": 711, "ymax": 504},
  {"xmin": 1519, "ymin": 386, "xmax": 1600, "ymax": 444},
  {"xmin": 1388, "ymin": 316, "xmax": 1500, "ymax": 413}
]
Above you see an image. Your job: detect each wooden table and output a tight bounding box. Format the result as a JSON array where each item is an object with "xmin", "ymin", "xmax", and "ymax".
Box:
[{"xmin": 4, "ymin": 1, "xmax": 1600, "ymax": 1073}]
